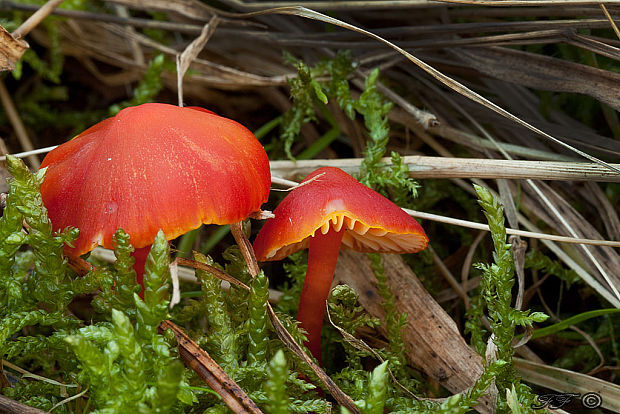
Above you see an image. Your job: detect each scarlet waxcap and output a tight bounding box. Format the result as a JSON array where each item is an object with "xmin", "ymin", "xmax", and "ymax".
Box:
[
  {"xmin": 253, "ymin": 167, "xmax": 428, "ymax": 261},
  {"xmin": 40, "ymin": 103, "xmax": 271, "ymax": 256}
]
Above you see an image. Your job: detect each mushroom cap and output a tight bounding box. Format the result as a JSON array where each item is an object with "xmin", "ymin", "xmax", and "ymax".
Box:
[
  {"xmin": 40, "ymin": 103, "xmax": 271, "ymax": 256},
  {"xmin": 253, "ymin": 167, "xmax": 428, "ymax": 261}
]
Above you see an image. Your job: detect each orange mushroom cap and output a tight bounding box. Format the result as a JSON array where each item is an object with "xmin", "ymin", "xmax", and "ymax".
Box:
[
  {"xmin": 40, "ymin": 103, "xmax": 271, "ymax": 256},
  {"xmin": 253, "ymin": 166, "xmax": 428, "ymax": 261}
]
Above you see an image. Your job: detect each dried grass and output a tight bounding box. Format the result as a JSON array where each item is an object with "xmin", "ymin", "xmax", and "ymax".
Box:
[{"xmin": 4, "ymin": 0, "xmax": 620, "ymax": 409}]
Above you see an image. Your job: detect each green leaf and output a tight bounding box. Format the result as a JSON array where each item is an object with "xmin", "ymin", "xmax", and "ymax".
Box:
[
  {"xmin": 264, "ymin": 350, "xmax": 289, "ymax": 414},
  {"xmin": 135, "ymin": 230, "xmax": 170, "ymax": 341},
  {"xmin": 247, "ymin": 271, "xmax": 270, "ymax": 366},
  {"xmin": 112, "ymin": 229, "xmax": 141, "ymax": 311},
  {"xmin": 364, "ymin": 361, "xmax": 389, "ymax": 414},
  {"xmin": 529, "ymin": 308, "xmax": 620, "ymax": 340},
  {"xmin": 193, "ymin": 250, "xmax": 238, "ymax": 367}
]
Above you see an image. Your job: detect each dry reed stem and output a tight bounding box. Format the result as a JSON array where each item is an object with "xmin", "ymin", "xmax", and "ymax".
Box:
[{"xmin": 270, "ymin": 156, "xmax": 620, "ymax": 182}]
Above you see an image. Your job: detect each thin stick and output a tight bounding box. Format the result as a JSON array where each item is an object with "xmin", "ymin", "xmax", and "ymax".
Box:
[
  {"xmin": 159, "ymin": 320, "xmax": 263, "ymax": 414},
  {"xmin": 600, "ymin": 4, "xmax": 620, "ymax": 39},
  {"xmin": 429, "ymin": 244, "xmax": 470, "ymax": 309},
  {"xmin": 229, "ymin": 222, "xmax": 260, "ymax": 278},
  {"xmin": 0, "ymin": 145, "xmax": 58, "ymax": 161},
  {"xmin": 0, "ymin": 80, "xmax": 40, "ymax": 169},
  {"xmin": 405, "ymin": 208, "xmax": 620, "ymax": 248},
  {"xmin": 11, "ymin": 0, "xmax": 65, "ymax": 39}
]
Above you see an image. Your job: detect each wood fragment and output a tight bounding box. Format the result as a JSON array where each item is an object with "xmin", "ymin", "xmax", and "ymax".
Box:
[
  {"xmin": 453, "ymin": 47, "xmax": 620, "ymax": 111},
  {"xmin": 159, "ymin": 320, "xmax": 264, "ymax": 414}
]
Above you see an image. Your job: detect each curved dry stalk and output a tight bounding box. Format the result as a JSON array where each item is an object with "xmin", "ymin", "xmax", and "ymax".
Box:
[
  {"xmin": 176, "ymin": 17, "xmax": 220, "ymax": 107},
  {"xmin": 265, "ymin": 6, "xmax": 619, "ymax": 173},
  {"xmin": 228, "ymin": 222, "xmax": 361, "ymax": 413},
  {"xmin": 17, "ymin": 143, "xmax": 620, "ymax": 269},
  {"xmin": 219, "ymin": 0, "xmax": 434, "ymax": 11}
]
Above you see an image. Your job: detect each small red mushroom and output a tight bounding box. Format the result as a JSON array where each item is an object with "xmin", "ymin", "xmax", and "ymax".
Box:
[
  {"xmin": 40, "ymin": 103, "xmax": 271, "ymax": 293},
  {"xmin": 253, "ymin": 166, "xmax": 428, "ymax": 362}
]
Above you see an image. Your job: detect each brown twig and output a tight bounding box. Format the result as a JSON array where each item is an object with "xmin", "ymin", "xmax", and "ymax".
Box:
[
  {"xmin": 11, "ymin": 0, "xmax": 65, "ymax": 40},
  {"xmin": 229, "ymin": 221, "xmax": 261, "ymax": 278},
  {"xmin": 0, "ymin": 394, "xmax": 47, "ymax": 414},
  {"xmin": 428, "ymin": 244, "xmax": 470, "ymax": 309},
  {"xmin": 159, "ymin": 320, "xmax": 263, "ymax": 413},
  {"xmin": 0, "ymin": 80, "xmax": 39, "ymax": 169},
  {"xmin": 176, "ymin": 257, "xmax": 250, "ymax": 291},
  {"xmin": 229, "ymin": 220, "xmax": 361, "ymax": 413}
]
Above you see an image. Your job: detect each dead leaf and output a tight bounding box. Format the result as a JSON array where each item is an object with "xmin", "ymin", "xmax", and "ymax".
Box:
[
  {"xmin": 0, "ymin": 25, "xmax": 28, "ymax": 72},
  {"xmin": 453, "ymin": 46, "xmax": 620, "ymax": 111}
]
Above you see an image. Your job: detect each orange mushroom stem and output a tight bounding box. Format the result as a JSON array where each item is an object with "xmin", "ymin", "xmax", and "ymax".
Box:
[
  {"xmin": 298, "ymin": 227, "xmax": 344, "ymax": 361},
  {"xmin": 132, "ymin": 246, "xmax": 151, "ymax": 298},
  {"xmin": 253, "ymin": 167, "xmax": 429, "ymax": 363}
]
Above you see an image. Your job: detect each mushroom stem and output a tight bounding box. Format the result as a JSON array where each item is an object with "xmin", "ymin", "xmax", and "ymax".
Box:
[
  {"xmin": 132, "ymin": 245, "xmax": 151, "ymax": 299},
  {"xmin": 297, "ymin": 226, "xmax": 344, "ymax": 363}
]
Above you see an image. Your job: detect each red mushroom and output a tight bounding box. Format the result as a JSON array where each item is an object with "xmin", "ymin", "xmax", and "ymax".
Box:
[
  {"xmin": 253, "ymin": 166, "xmax": 428, "ymax": 362},
  {"xmin": 40, "ymin": 103, "xmax": 270, "ymax": 292}
]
